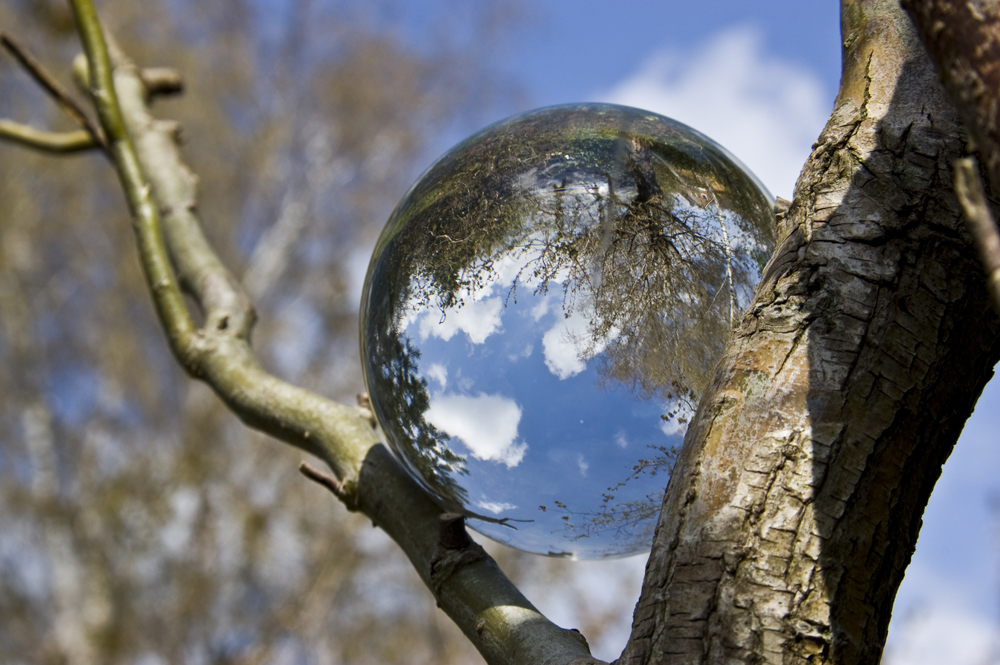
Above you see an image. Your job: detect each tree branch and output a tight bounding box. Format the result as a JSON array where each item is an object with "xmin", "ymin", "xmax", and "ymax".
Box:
[
  {"xmin": 0, "ymin": 32, "xmax": 108, "ymax": 154},
  {"xmin": 900, "ymin": 0, "xmax": 1000, "ymax": 192},
  {"xmin": 69, "ymin": 0, "xmax": 196, "ymax": 361},
  {"xmin": 954, "ymin": 156, "xmax": 1000, "ymax": 312},
  {"xmin": 900, "ymin": 0, "xmax": 1000, "ymax": 311},
  {"xmin": 63, "ymin": 1, "xmax": 603, "ymax": 663},
  {"xmin": 0, "ymin": 119, "xmax": 95, "ymax": 152}
]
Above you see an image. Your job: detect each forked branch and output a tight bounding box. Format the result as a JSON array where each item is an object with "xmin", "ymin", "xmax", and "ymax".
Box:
[{"xmin": 1, "ymin": 32, "xmax": 108, "ymax": 153}]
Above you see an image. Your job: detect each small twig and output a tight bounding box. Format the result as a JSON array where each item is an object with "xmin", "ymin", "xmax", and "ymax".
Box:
[
  {"xmin": 0, "ymin": 119, "xmax": 95, "ymax": 153},
  {"xmin": 140, "ymin": 67, "xmax": 183, "ymax": 97},
  {"xmin": 953, "ymin": 157, "xmax": 1000, "ymax": 314},
  {"xmin": 297, "ymin": 461, "xmax": 343, "ymax": 494},
  {"xmin": 298, "ymin": 462, "xmax": 356, "ymax": 508},
  {"xmin": 0, "ymin": 32, "xmax": 108, "ymax": 154}
]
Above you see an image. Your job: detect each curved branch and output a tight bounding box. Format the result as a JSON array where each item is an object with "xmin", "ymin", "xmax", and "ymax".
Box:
[
  {"xmin": 0, "ymin": 119, "xmax": 95, "ymax": 152},
  {"xmin": 64, "ymin": 1, "xmax": 603, "ymax": 663}
]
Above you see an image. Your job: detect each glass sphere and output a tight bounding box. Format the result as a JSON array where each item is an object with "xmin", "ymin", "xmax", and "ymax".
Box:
[{"xmin": 360, "ymin": 103, "xmax": 775, "ymax": 558}]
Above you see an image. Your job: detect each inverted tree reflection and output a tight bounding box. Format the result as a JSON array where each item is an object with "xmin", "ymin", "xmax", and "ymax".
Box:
[{"xmin": 362, "ymin": 104, "xmax": 774, "ymax": 555}]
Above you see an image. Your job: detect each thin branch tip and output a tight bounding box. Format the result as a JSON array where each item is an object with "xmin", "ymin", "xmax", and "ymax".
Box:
[
  {"xmin": 298, "ymin": 462, "xmax": 355, "ymax": 507},
  {"xmin": 1, "ymin": 32, "xmax": 109, "ymax": 154},
  {"xmin": 0, "ymin": 120, "xmax": 96, "ymax": 153}
]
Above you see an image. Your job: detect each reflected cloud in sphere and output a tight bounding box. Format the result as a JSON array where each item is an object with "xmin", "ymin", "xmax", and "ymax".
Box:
[{"xmin": 361, "ymin": 103, "xmax": 775, "ymax": 558}]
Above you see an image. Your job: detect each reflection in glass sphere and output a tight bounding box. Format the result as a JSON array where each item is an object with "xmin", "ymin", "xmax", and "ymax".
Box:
[{"xmin": 360, "ymin": 103, "xmax": 775, "ymax": 558}]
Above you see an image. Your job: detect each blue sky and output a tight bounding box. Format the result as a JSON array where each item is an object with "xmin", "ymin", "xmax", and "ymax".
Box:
[{"xmin": 427, "ymin": 2, "xmax": 1000, "ymax": 661}]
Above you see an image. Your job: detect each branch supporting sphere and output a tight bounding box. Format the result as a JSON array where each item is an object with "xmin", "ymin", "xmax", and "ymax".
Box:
[{"xmin": 361, "ymin": 104, "xmax": 775, "ymax": 558}]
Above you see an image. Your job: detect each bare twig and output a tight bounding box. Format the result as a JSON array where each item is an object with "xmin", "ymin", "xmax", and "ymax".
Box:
[
  {"xmin": 0, "ymin": 32, "xmax": 108, "ymax": 154},
  {"xmin": 954, "ymin": 157, "xmax": 1000, "ymax": 314},
  {"xmin": 0, "ymin": 119, "xmax": 95, "ymax": 152},
  {"xmin": 298, "ymin": 461, "xmax": 355, "ymax": 508}
]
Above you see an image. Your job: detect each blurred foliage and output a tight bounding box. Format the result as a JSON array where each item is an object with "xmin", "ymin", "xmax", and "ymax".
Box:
[{"xmin": 0, "ymin": 1, "xmax": 646, "ymax": 663}]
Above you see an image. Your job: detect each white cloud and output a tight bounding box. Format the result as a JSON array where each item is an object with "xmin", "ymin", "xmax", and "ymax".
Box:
[
  {"xmin": 511, "ymin": 554, "xmax": 647, "ymax": 662},
  {"xmin": 577, "ymin": 454, "xmax": 589, "ymax": 477},
  {"xmin": 542, "ymin": 322, "xmax": 587, "ymax": 379},
  {"xmin": 882, "ymin": 604, "xmax": 1000, "ymax": 665},
  {"xmin": 885, "ymin": 556, "xmax": 1000, "ymax": 665},
  {"xmin": 476, "ymin": 500, "xmax": 518, "ymax": 515},
  {"xmin": 531, "ymin": 296, "xmax": 552, "ymax": 321},
  {"xmin": 418, "ymin": 296, "xmax": 503, "ymax": 344},
  {"xmin": 542, "ymin": 308, "xmax": 613, "ymax": 380},
  {"xmin": 508, "ymin": 343, "xmax": 534, "ymax": 362},
  {"xmin": 597, "ymin": 25, "xmax": 830, "ymax": 200},
  {"xmin": 658, "ymin": 396, "xmax": 696, "ymax": 437},
  {"xmin": 426, "ymin": 363, "xmax": 448, "ymax": 390},
  {"xmin": 425, "ymin": 392, "xmax": 527, "ymax": 467}
]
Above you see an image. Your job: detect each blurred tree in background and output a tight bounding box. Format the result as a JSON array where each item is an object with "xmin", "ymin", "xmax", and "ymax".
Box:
[{"xmin": 0, "ymin": 2, "xmax": 628, "ymax": 663}]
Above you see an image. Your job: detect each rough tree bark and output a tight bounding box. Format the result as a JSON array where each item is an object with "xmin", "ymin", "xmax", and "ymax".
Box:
[{"xmin": 620, "ymin": 1, "xmax": 1000, "ymax": 663}]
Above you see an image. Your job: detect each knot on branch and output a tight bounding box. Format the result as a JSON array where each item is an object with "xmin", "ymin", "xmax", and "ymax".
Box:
[
  {"xmin": 438, "ymin": 512, "xmax": 472, "ymax": 549},
  {"xmin": 429, "ymin": 513, "xmax": 486, "ymax": 594}
]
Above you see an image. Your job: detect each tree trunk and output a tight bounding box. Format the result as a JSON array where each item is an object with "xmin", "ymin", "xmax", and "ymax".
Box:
[{"xmin": 619, "ymin": 1, "xmax": 1000, "ymax": 663}]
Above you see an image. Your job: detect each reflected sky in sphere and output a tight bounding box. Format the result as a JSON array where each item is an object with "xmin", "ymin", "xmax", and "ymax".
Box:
[{"xmin": 360, "ymin": 104, "xmax": 775, "ymax": 558}]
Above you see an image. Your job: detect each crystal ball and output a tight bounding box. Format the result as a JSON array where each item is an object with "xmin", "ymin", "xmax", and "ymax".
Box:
[{"xmin": 360, "ymin": 103, "xmax": 775, "ymax": 558}]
